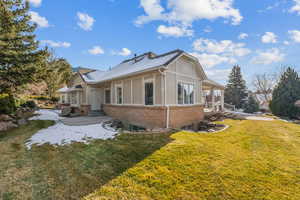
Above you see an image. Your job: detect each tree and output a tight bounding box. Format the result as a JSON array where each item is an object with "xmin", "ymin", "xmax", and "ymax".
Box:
[
  {"xmin": 244, "ymin": 95, "xmax": 259, "ymax": 113},
  {"xmin": 43, "ymin": 55, "xmax": 72, "ymax": 97},
  {"xmin": 224, "ymin": 65, "xmax": 248, "ymax": 109},
  {"xmin": 0, "ymin": 0, "xmax": 48, "ymax": 94},
  {"xmin": 270, "ymin": 67, "xmax": 300, "ymax": 118},
  {"xmin": 252, "ymin": 73, "xmax": 276, "ymax": 102}
]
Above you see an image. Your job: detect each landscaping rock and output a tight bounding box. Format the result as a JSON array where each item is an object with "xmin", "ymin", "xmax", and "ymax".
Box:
[
  {"xmin": 0, "ymin": 114, "xmax": 13, "ymax": 122},
  {"xmin": 0, "ymin": 121, "xmax": 18, "ymax": 132},
  {"xmin": 17, "ymin": 118, "xmax": 28, "ymax": 125}
]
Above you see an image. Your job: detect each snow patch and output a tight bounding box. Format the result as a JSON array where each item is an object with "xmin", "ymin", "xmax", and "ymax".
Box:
[{"xmin": 26, "ymin": 109, "xmax": 117, "ymax": 149}]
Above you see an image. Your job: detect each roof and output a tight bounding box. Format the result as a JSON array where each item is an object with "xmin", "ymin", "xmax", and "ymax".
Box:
[
  {"xmin": 202, "ymin": 79, "xmax": 225, "ymax": 90},
  {"xmin": 81, "ymin": 50, "xmax": 183, "ymax": 84},
  {"xmin": 57, "ymin": 85, "xmax": 83, "ymax": 93}
]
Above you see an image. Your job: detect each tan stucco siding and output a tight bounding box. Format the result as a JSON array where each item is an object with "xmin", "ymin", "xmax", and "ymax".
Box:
[
  {"xmin": 165, "ymin": 56, "xmax": 204, "ymax": 105},
  {"xmin": 155, "ymin": 74, "xmax": 163, "ymax": 105},
  {"xmin": 123, "ymin": 80, "xmax": 131, "ymax": 104},
  {"xmin": 166, "ymin": 72, "xmax": 177, "ymax": 105},
  {"xmin": 132, "ymin": 78, "xmax": 143, "ymax": 104}
]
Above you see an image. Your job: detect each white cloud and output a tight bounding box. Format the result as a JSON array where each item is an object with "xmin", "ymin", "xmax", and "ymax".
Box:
[
  {"xmin": 77, "ymin": 12, "xmax": 95, "ymax": 31},
  {"xmin": 41, "ymin": 40, "xmax": 71, "ymax": 48},
  {"xmin": 288, "ymin": 30, "xmax": 300, "ymax": 43},
  {"xmin": 117, "ymin": 48, "xmax": 132, "ymax": 56},
  {"xmin": 29, "ymin": 11, "xmax": 49, "ymax": 28},
  {"xmin": 251, "ymin": 48, "xmax": 285, "ymax": 65},
  {"xmin": 238, "ymin": 33, "xmax": 248, "ymax": 40},
  {"xmin": 283, "ymin": 41, "xmax": 290, "ymax": 45},
  {"xmin": 205, "ymin": 68, "xmax": 231, "ymax": 81},
  {"xmin": 135, "ymin": 0, "xmax": 243, "ymax": 26},
  {"xmin": 290, "ymin": 0, "xmax": 300, "ymax": 15},
  {"xmin": 88, "ymin": 46, "xmax": 104, "ymax": 55},
  {"xmin": 193, "ymin": 38, "xmax": 251, "ymax": 57},
  {"xmin": 190, "ymin": 52, "xmax": 236, "ymax": 68},
  {"xmin": 261, "ymin": 32, "xmax": 277, "ymax": 43},
  {"xmin": 157, "ymin": 25, "xmax": 193, "ymax": 37},
  {"xmin": 27, "ymin": 0, "xmax": 42, "ymax": 7}
]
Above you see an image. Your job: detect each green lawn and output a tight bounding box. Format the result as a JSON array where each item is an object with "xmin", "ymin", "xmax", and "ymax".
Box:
[
  {"xmin": 1, "ymin": 120, "xmax": 300, "ymax": 200},
  {"xmin": 86, "ymin": 120, "xmax": 300, "ymax": 200},
  {"xmin": 0, "ymin": 121, "xmax": 172, "ymax": 200}
]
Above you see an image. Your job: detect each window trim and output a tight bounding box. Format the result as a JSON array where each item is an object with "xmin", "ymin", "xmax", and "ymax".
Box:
[{"xmin": 177, "ymin": 81, "xmax": 195, "ymax": 105}]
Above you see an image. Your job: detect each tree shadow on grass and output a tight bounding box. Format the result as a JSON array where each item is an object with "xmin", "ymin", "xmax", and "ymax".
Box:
[{"xmin": 29, "ymin": 132, "xmax": 174, "ymax": 200}]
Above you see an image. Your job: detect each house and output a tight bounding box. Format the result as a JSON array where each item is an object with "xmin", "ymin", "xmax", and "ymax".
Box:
[{"xmin": 58, "ymin": 49, "xmax": 225, "ymax": 129}]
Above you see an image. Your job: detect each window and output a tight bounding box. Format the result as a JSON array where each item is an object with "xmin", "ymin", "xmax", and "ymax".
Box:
[
  {"xmin": 177, "ymin": 82, "xmax": 194, "ymax": 105},
  {"xmin": 145, "ymin": 81, "xmax": 154, "ymax": 105},
  {"xmin": 116, "ymin": 86, "xmax": 122, "ymax": 104},
  {"xmin": 105, "ymin": 89, "xmax": 111, "ymax": 104}
]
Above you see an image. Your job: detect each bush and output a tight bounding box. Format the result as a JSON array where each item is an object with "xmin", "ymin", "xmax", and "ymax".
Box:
[
  {"xmin": 50, "ymin": 97, "xmax": 59, "ymax": 102},
  {"xmin": 244, "ymin": 95, "xmax": 259, "ymax": 113},
  {"xmin": 0, "ymin": 94, "xmax": 16, "ymax": 114},
  {"xmin": 21, "ymin": 100, "xmax": 37, "ymax": 109}
]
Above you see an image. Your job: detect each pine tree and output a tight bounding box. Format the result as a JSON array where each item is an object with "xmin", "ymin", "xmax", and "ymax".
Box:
[
  {"xmin": 224, "ymin": 65, "xmax": 248, "ymax": 109},
  {"xmin": 244, "ymin": 95, "xmax": 259, "ymax": 113},
  {"xmin": 270, "ymin": 67, "xmax": 300, "ymax": 118},
  {"xmin": 0, "ymin": 0, "xmax": 48, "ymax": 94}
]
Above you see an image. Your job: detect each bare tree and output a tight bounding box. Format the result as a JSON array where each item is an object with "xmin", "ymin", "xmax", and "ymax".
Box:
[{"xmin": 252, "ymin": 73, "xmax": 276, "ymax": 102}]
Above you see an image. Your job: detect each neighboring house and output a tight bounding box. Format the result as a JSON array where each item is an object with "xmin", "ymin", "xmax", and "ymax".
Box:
[
  {"xmin": 253, "ymin": 92, "xmax": 272, "ymax": 112},
  {"xmin": 58, "ymin": 49, "xmax": 224, "ymax": 129}
]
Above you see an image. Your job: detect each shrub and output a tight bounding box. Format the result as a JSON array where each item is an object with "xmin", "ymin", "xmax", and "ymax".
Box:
[
  {"xmin": 50, "ymin": 97, "xmax": 59, "ymax": 103},
  {"xmin": 244, "ymin": 95, "xmax": 259, "ymax": 113},
  {"xmin": 21, "ymin": 100, "xmax": 37, "ymax": 109},
  {"xmin": 0, "ymin": 94, "xmax": 16, "ymax": 114}
]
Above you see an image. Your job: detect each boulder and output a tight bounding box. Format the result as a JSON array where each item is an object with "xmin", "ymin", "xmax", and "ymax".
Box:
[
  {"xmin": 17, "ymin": 118, "xmax": 28, "ymax": 126},
  {"xmin": 0, "ymin": 121, "xmax": 18, "ymax": 132},
  {"xmin": 0, "ymin": 114, "xmax": 13, "ymax": 122}
]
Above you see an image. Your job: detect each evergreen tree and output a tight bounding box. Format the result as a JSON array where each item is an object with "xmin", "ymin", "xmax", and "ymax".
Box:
[
  {"xmin": 244, "ymin": 95, "xmax": 259, "ymax": 113},
  {"xmin": 270, "ymin": 67, "xmax": 300, "ymax": 118},
  {"xmin": 224, "ymin": 65, "xmax": 248, "ymax": 109},
  {"xmin": 0, "ymin": 0, "xmax": 48, "ymax": 94}
]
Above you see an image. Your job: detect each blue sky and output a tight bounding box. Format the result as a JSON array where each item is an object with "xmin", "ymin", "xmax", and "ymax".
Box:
[{"xmin": 27, "ymin": 0, "xmax": 300, "ymax": 85}]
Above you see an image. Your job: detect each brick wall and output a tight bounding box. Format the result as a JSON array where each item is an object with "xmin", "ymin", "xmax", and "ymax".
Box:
[
  {"xmin": 103, "ymin": 104, "xmax": 204, "ymax": 129},
  {"xmin": 169, "ymin": 105, "xmax": 204, "ymax": 128},
  {"xmin": 103, "ymin": 105, "xmax": 167, "ymax": 129}
]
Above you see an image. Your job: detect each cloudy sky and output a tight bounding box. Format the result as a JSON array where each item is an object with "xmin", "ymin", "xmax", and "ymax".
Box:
[{"xmin": 28, "ymin": 0, "xmax": 300, "ymax": 84}]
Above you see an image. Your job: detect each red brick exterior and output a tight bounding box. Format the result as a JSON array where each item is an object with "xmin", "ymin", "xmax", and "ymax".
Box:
[{"xmin": 103, "ymin": 104, "xmax": 204, "ymax": 129}]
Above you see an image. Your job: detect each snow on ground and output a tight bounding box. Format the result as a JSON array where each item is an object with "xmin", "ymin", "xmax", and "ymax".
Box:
[
  {"xmin": 26, "ymin": 109, "xmax": 117, "ymax": 149},
  {"xmin": 245, "ymin": 116, "xmax": 274, "ymax": 121},
  {"xmin": 29, "ymin": 109, "xmax": 63, "ymax": 121}
]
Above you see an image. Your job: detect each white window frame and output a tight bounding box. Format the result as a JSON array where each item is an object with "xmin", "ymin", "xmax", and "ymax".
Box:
[
  {"xmin": 115, "ymin": 84, "xmax": 123, "ymax": 105},
  {"xmin": 143, "ymin": 77, "xmax": 155, "ymax": 106},
  {"xmin": 177, "ymin": 81, "xmax": 195, "ymax": 105}
]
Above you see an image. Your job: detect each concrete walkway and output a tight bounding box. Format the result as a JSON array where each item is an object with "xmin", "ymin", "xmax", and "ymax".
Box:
[{"xmin": 61, "ymin": 116, "xmax": 112, "ymax": 126}]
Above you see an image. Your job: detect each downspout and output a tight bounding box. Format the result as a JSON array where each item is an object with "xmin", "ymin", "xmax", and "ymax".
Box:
[{"xmin": 159, "ymin": 68, "xmax": 169, "ymax": 129}]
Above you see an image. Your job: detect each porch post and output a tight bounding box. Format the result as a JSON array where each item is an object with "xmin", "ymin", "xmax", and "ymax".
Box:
[
  {"xmin": 221, "ymin": 90, "xmax": 225, "ymax": 111},
  {"xmin": 76, "ymin": 92, "xmax": 80, "ymax": 106},
  {"xmin": 211, "ymin": 88, "xmax": 215, "ymax": 112}
]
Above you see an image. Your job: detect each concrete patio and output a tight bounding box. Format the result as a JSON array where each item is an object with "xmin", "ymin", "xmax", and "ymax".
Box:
[{"xmin": 61, "ymin": 116, "xmax": 112, "ymax": 126}]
